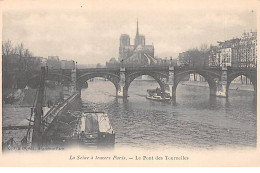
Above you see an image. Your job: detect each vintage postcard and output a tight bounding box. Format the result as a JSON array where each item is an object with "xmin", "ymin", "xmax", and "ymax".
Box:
[{"xmin": 0, "ymin": 0, "xmax": 260, "ymax": 167}]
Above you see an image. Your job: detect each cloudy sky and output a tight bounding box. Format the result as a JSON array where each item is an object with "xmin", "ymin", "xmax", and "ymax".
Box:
[{"xmin": 2, "ymin": 0, "xmax": 257, "ymax": 65}]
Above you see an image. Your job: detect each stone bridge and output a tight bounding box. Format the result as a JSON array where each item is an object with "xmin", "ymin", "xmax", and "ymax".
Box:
[{"xmin": 27, "ymin": 65, "xmax": 257, "ymax": 100}]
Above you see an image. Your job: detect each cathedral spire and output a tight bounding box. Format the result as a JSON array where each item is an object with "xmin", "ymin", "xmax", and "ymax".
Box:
[
  {"xmin": 136, "ymin": 18, "xmax": 139, "ymax": 36},
  {"xmin": 135, "ymin": 18, "xmax": 140, "ymax": 46}
]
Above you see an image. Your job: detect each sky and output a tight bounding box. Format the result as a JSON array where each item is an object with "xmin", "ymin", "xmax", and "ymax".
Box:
[{"xmin": 2, "ymin": 0, "xmax": 258, "ymax": 65}]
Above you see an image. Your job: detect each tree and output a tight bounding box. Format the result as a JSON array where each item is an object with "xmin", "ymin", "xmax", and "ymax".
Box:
[
  {"xmin": 2, "ymin": 40, "xmax": 14, "ymax": 56},
  {"xmin": 15, "ymin": 43, "xmax": 25, "ymax": 71},
  {"xmin": 16, "ymin": 42, "xmax": 24, "ymax": 57},
  {"xmin": 24, "ymin": 48, "xmax": 33, "ymax": 57},
  {"xmin": 2, "ymin": 40, "xmax": 14, "ymax": 88},
  {"xmin": 23, "ymin": 49, "xmax": 34, "ymax": 71},
  {"xmin": 200, "ymin": 44, "xmax": 210, "ymax": 67}
]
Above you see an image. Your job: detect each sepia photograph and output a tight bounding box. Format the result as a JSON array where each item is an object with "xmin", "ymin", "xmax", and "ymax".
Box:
[{"xmin": 0, "ymin": 0, "xmax": 259, "ymax": 167}]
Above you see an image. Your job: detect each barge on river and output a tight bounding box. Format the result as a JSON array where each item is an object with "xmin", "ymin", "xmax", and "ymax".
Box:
[
  {"xmin": 146, "ymin": 88, "xmax": 171, "ymax": 102},
  {"xmin": 59, "ymin": 111, "xmax": 115, "ymax": 148}
]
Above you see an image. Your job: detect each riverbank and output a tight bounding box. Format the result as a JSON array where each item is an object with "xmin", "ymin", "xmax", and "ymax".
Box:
[
  {"xmin": 2, "ymin": 90, "xmax": 80, "ymax": 148},
  {"xmin": 180, "ymin": 81, "xmax": 254, "ymax": 91},
  {"xmin": 2, "ymin": 86, "xmax": 71, "ymax": 106}
]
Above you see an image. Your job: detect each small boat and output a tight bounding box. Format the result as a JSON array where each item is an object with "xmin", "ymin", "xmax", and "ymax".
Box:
[
  {"xmin": 72, "ymin": 111, "xmax": 115, "ymax": 148},
  {"xmin": 146, "ymin": 88, "xmax": 171, "ymax": 102},
  {"xmin": 42, "ymin": 111, "xmax": 115, "ymax": 149}
]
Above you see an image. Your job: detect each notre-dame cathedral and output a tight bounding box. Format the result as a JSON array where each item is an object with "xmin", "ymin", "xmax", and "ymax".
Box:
[{"xmin": 118, "ymin": 20, "xmax": 155, "ymax": 66}]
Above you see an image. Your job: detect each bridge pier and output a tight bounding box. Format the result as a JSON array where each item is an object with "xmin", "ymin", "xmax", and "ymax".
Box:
[
  {"xmin": 215, "ymin": 67, "xmax": 227, "ymax": 97},
  {"xmin": 210, "ymin": 86, "xmax": 217, "ymax": 96},
  {"xmin": 117, "ymin": 85, "xmax": 125, "ymax": 97},
  {"xmin": 165, "ymin": 66, "xmax": 176, "ymax": 99},
  {"xmin": 117, "ymin": 67, "xmax": 127, "ymax": 98}
]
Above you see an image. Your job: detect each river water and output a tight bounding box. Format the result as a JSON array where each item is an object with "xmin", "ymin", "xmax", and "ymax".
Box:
[
  {"xmin": 2, "ymin": 79, "xmax": 256, "ymax": 150},
  {"xmin": 81, "ymin": 79, "xmax": 256, "ymax": 150}
]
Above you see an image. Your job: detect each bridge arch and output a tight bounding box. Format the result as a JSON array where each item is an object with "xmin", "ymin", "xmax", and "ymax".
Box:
[
  {"xmin": 124, "ymin": 71, "xmax": 168, "ymax": 97},
  {"xmin": 227, "ymin": 71, "xmax": 257, "ymax": 94},
  {"xmin": 173, "ymin": 70, "xmax": 221, "ymax": 97},
  {"xmin": 77, "ymin": 72, "xmax": 120, "ymax": 93}
]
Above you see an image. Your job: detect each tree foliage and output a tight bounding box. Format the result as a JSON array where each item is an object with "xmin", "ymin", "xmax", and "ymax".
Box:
[
  {"xmin": 2, "ymin": 40, "xmax": 14, "ymax": 56},
  {"xmin": 2, "ymin": 40, "xmax": 36, "ymax": 71},
  {"xmin": 179, "ymin": 44, "xmax": 211, "ymax": 67}
]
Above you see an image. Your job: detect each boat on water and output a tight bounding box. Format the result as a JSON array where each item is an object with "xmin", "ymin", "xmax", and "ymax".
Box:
[
  {"xmin": 146, "ymin": 88, "xmax": 171, "ymax": 102},
  {"xmin": 74, "ymin": 111, "xmax": 115, "ymax": 148},
  {"xmin": 47, "ymin": 111, "xmax": 115, "ymax": 149}
]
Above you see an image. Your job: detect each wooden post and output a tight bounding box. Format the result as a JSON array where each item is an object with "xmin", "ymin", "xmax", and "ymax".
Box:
[{"xmin": 32, "ymin": 66, "xmax": 46, "ymax": 149}]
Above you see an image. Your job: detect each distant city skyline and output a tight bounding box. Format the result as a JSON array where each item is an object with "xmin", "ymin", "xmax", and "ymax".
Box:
[{"xmin": 2, "ymin": 0, "xmax": 257, "ymax": 65}]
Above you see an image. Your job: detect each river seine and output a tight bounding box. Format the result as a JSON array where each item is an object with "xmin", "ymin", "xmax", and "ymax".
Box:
[{"xmin": 81, "ymin": 79, "xmax": 256, "ymax": 150}]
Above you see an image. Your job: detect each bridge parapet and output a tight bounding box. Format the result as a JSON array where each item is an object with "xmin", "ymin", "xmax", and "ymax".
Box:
[
  {"xmin": 227, "ymin": 66, "xmax": 256, "ymax": 71},
  {"xmin": 174, "ymin": 66, "xmax": 222, "ymax": 71},
  {"xmin": 78, "ymin": 67, "xmax": 120, "ymax": 74},
  {"xmin": 125, "ymin": 66, "xmax": 169, "ymax": 72}
]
